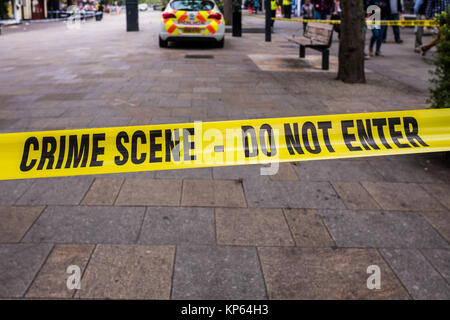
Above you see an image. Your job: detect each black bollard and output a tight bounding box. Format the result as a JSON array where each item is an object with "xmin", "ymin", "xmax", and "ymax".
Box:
[
  {"xmin": 126, "ymin": 0, "xmax": 139, "ymax": 32},
  {"xmin": 232, "ymin": 2, "xmax": 242, "ymax": 37},
  {"xmin": 265, "ymin": 0, "xmax": 271, "ymax": 42}
]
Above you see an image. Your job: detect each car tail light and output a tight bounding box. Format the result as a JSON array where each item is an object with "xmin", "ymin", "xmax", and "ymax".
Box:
[
  {"xmin": 208, "ymin": 13, "xmax": 222, "ymax": 20},
  {"xmin": 162, "ymin": 12, "xmax": 176, "ymax": 19}
]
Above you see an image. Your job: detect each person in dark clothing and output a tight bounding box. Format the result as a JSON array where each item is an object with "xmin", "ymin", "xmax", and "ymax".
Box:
[
  {"xmin": 313, "ymin": 0, "xmax": 333, "ymax": 20},
  {"xmin": 271, "ymin": 0, "xmax": 278, "ymax": 28},
  {"xmin": 420, "ymin": 0, "xmax": 450, "ymax": 55},
  {"xmin": 382, "ymin": 0, "xmax": 404, "ymax": 43},
  {"xmin": 283, "ymin": 0, "xmax": 292, "ymax": 18},
  {"xmin": 414, "ymin": 0, "xmax": 429, "ymax": 52},
  {"xmin": 96, "ymin": 1, "xmax": 104, "ymax": 21},
  {"xmin": 368, "ymin": 0, "xmax": 389, "ymax": 56},
  {"xmin": 302, "ymin": 0, "xmax": 315, "ymax": 33},
  {"xmin": 364, "ymin": 0, "xmax": 371, "ymax": 59}
]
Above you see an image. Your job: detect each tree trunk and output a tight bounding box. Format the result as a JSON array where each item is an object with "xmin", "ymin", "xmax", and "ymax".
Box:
[
  {"xmin": 337, "ymin": 0, "xmax": 366, "ymax": 83},
  {"xmin": 223, "ymin": 0, "xmax": 233, "ymax": 26}
]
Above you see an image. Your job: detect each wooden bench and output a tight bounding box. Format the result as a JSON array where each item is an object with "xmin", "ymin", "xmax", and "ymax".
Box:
[{"xmin": 287, "ymin": 22, "xmax": 334, "ymax": 70}]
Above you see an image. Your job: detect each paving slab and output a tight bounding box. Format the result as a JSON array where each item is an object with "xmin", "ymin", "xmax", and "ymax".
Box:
[
  {"xmin": 27, "ymin": 116, "xmax": 93, "ymax": 130},
  {"xmin": 415, "ymin": 153, "xmax": 450, "ymax": 184},
  {"xmin": 138, "ymin": 207, "xmax": 215, "ymax": 245},
  {"xmin": 0, "ymin": 244, "xmax": 53, "ymax": 298},
  {"xmin": 244, "ymin": 179, "xmax": 345, "ymax": 209},
  {"xmin": 420, "ymin": 249, "xmax": 450, "ymax": 283},
  {"xmin": 215, "ymin": 208, "xmax": 294, "ymax": 246},
  {"xmin": 171, "ymin": 245, "xmax": 266, "ymax": 300},
  {"xmin": 81, "ymin": 178, "xmax": 124, "ymax": 206},
  {"xmin": 268, "ymin": 163, "xmax": 299, "ymax": 181},
  {"xmin": 115, "ymin": 178, "xmax": 182, "ymax": 206},
  {"xmin": 380, "ymin": 249, "xmax": 450, "ymax": 300},
  {"xmin": 361, "ymin": 182, "xmax": 445, "ymax": 211},
  {"xmin": 331, "ymin": 181, "xmax": 381, "ymax": 210},
  {"xmin": 258, "ymin": 247, "xmax": 409, "ymax": 299},
  {"xmin": 321, "ymin": 209, "xmax": 449, "ymax": 249},
  {"xmin": 22, "ymin": 206, "xmax": 145, "ymax": 244},
  {"xmin": 369, "ymin": 158, "xmax": 443, "ymax": 183},
  {"xmin": 0, "ymin": 206, "xmax": 45, "ymax": 243},
  {"xmin": 26, "ymin": 244, "xmax": 95, "ymax": 298},
  {"xmin": 155, "ymin": 167, "xmax": 213, "ymax": 180},
  {"xmin": 292, "ymin": 160, "xmax": 384, "ymax": 182},
  {"xmin": 16, "ymin": 176, "xmax": 94, "ymax": 205},
  {"xmin": 213, "ymin": 164, "xmax": 268, "ymax": 180},
  {"xmin": 419, "ymin": 183, "xmax": 450, "ymax": 210},
  {"xmin": 0, "ymin": 180, "xmax": 33, "ymax": 205},
  {"xmin": 76, "ymin": 245, "xmax": 175, "ymax": 299},
  {"xmin": 283, "ymin": 209, "xmax": 335, "ymax": 247},
  {"xmin": 181, "ymin": 179, "xmax": 247, "ymax": 208},
  {"xmin": 418, "ymin": 211, "xmax": 450, "ymax": 243}
]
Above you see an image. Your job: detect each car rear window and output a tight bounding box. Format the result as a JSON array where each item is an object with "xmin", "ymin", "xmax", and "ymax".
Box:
[{"xmin": 170, "ymin": 0, "xmax": 215, "ymax": 11}]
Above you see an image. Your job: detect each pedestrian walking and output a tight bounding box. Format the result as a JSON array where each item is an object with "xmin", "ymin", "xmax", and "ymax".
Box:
[
  {"xmin": 364, "ymin": 0, "xmax": 371, "ymax": 59},
  {"xmin": 382, "ymin": 0, "xmax": 404, "ymax": 43},
  {"xmin": 115, "ymin": 1, "xmax": 120, "ymax": 15},
  {"xmin": 254, "ymin": 0, "xmax": 259, "ymax": 14},
  {"xmin": 302, "ymin": 0, "xmax": 315, "ymax": 33},
  {"xmin": 331, "ymin": 0, "xmax": 341, "ymax": 38},
  {"xmin": 96, "ymin": 1, "xmax": 104, "ymax": 21},
  {"xmin": 419, "ymin": 0, "xmax": 450, "ymax": 55},
  {"xmin": 369, "ymin": 0, "xmax": 389, "ymax": 56},
  {"xmin": 414, "ymin": 0, "xmax": 429, "ymax": 52},
  {"xmin": 248, "ymin": 0, "xmax": 254, "ymax": 13}
]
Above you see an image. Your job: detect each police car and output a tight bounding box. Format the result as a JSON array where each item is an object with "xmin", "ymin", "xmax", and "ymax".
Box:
[{"xmin": 159, "ymin": 0, "xmax": 225, "ymax": 48}]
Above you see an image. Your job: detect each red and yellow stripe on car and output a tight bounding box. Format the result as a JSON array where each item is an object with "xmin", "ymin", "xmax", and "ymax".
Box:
[{"xmin": 162, "ymin": 9, "xmax": 223, "ymax": 35}]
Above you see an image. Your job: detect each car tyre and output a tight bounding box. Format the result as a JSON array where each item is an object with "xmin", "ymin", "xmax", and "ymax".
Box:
[
  {"xmin": 216, "ymin": 38, "xmax": 224, "ymax": 48},
  {"xmin": 159, "ymin": 37, "xmax": 168, "ymax": 48}
]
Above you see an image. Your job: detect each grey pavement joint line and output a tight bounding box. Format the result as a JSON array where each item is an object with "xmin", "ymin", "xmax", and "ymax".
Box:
[
  {"xmin": 135, "ymin": 208, "xmax": 148, "ymax": 244},
  {"xmin": 22, "ymin": 244, "xmax": 55, "ymax": 298},
  {"xmin": 417, "ymin": 210, "xmax": 450, "ymax": 248},
  {"xmin": 78, "ymin": 178, "xmax": 96, "ymax": 205},
  {"xmin": 239, "ymin": 178, "xmax": 249, "ymax": 208},
  {"xmin": 255, "ymin": 247, "xmax": 269, "ymax": 300},
  {"xmin": 112, "ymin": 178, "xmax": 126, "ymax": 206},
  {"xmin": 213, "ymin": 208, "xmax": 218, "ymax": 246},
  {"xmin": 179, "ymin": 179, "xmax": 184, "ymax": 207},
  {"xmin": 74, "ymin": 244, "xmax": 97, "ymax": 299},
  {"xmin": 311, "ymin": 208, "xmax": 338, "ymax": 248},
  {"xmin": 13, "ymin": 181, "xmax": 35, "ymax": 206},
  {"xmin": 19, "ymin": 205, "xmax": 47, "ymax": 243},
  {"xmin": 359, "ymin": 181, "xmax": 387, "ymax": 211},
  {"xmin": 169, "ymin": 245, "xmax": 177, "ymax": 300},
  {"xmin": 281, "ymin": 209, "xmax": 299, "ymax": 247},
  {"xmin": 417, "ymin": 183, "xmax": 450, "ymax": 212},
  {"xmin": 376, "ymin": 248, "xmax": 413, "ymax": 300},
  {"xmin": 419, "ymin": 248, "xmax": 450, "ymax": 287}
]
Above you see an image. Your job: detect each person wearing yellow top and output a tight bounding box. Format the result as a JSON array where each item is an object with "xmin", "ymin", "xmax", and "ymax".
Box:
[
  {"xmin": 271, "ymin": 0, "xmax": 278, "ymax": 28},
  {"xmin": 282, "ymin": 0, "xmax": 292, "ymax": 19}
]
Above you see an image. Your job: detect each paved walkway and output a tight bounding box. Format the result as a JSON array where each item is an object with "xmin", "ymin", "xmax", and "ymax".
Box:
[{"xmin": 0, "ymin": 12, "xmax": 449, "ymax": 299}]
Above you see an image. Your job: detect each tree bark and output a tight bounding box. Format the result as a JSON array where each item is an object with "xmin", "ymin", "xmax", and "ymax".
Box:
[
  {"xmin": 223, "ymin": 0, "xmax": 233, "ymax": 26},
  {"xmin": 337, "ymin": 0, "xmax": 366, "ymax": 83}
]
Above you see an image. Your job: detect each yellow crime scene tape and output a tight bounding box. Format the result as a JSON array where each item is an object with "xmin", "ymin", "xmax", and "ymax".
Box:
[
  {"xmin": 0, "ymin": 109, "xmax": 449, "ymax": 180},
  {"xmin": 243, "ymin": 14, "xmax": 439, "ymax": 26}
]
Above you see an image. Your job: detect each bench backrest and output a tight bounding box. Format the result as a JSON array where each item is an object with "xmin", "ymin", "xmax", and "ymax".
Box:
[{"xmin": 304, "ymin": 22, "xmax": 333, "ymax": 46}]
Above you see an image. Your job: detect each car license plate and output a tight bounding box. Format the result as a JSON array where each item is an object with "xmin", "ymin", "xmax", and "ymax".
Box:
[{"xmin": 182, "ymin": 28, "xmax": 201, "ymax": 33}]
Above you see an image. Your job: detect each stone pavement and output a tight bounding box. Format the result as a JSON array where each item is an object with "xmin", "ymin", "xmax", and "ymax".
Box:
[{"xmin": 0, "ymin": 12, "xmax": 449, "ymax": 300}]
